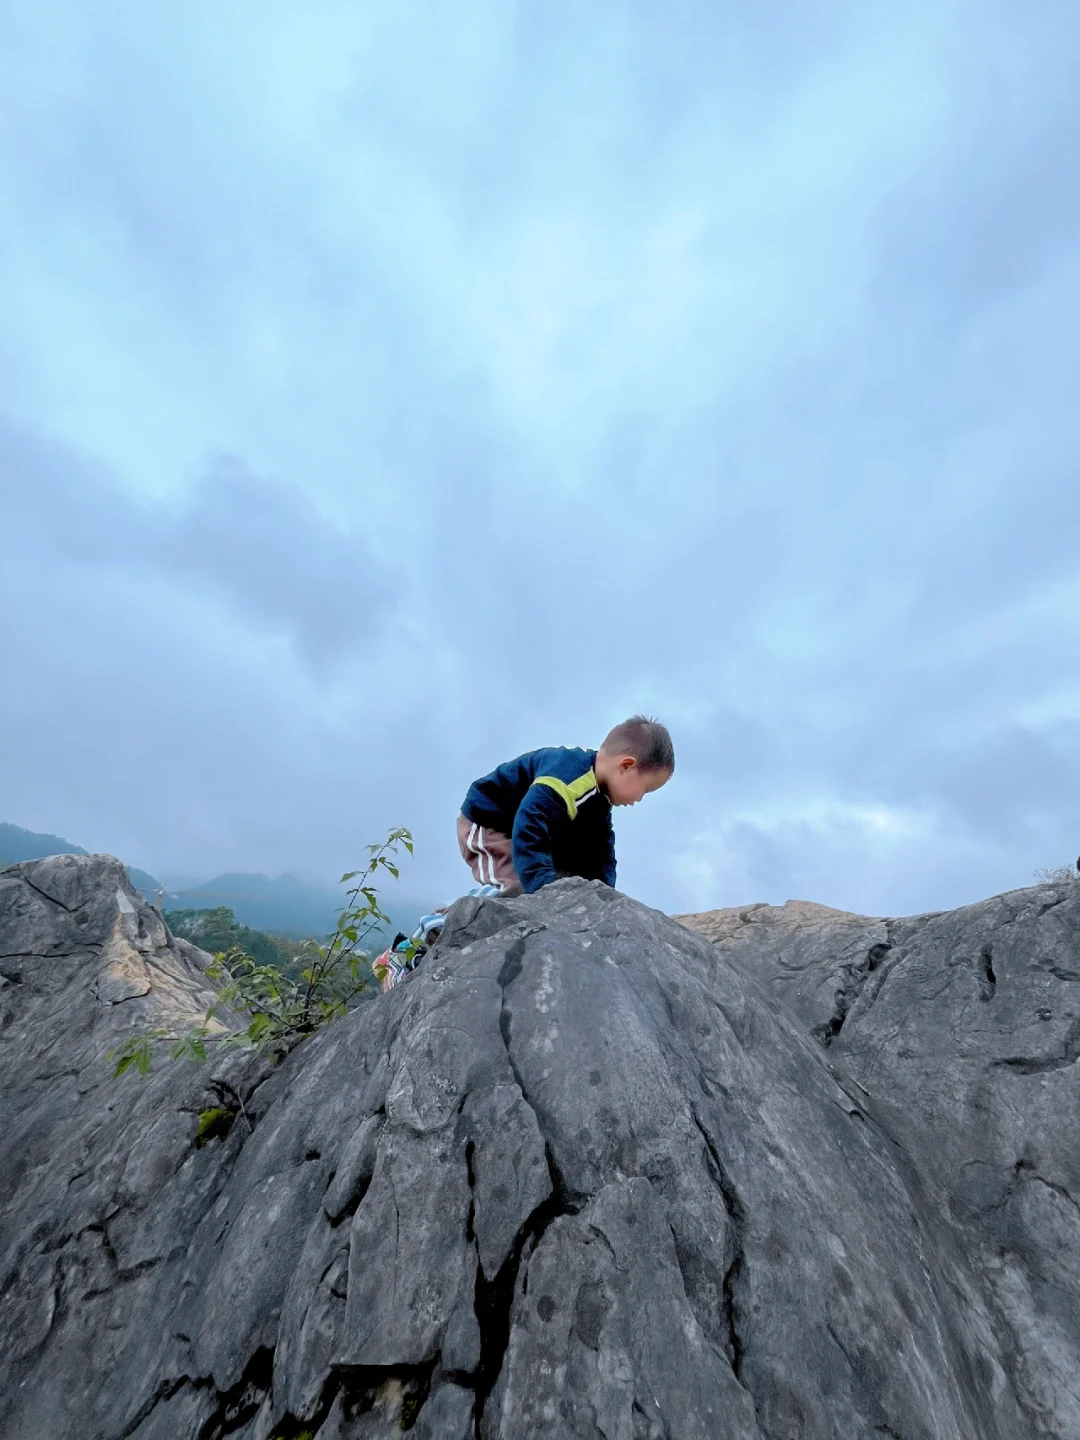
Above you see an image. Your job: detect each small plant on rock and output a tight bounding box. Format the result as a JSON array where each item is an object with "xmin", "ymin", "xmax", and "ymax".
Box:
[
  {"xmin": 109, "ymin": 826, "xmax": 413, "ymax": 1077},
  {"xmin": 195, "ymin": 1106, "xmax": 236, "ymax": 1146},
  {"xmin": 1033, "ymin": 860, "xmax": 1079, "ymax": 884}
]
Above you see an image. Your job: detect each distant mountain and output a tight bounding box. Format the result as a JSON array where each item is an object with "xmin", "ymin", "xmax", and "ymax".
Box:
[
  {"xmin": 162, "ymin": 872, "xmax": 344, "ymax": 938},
  {"xmin": 0, "ymin": 822, "xmax": 425, "ymax": 941},
  {"xmin": 0, "ymin": 823, "xmax": 161, "ymax": 899},
  {"xmin": 162, "ymin": 871, "xmax": 427, "ymax": 940}
]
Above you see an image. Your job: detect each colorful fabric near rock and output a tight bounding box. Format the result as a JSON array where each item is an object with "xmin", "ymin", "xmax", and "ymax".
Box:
[{"xmin": 372, "ymin": 884, "xmax": 503, "ymax": 991}]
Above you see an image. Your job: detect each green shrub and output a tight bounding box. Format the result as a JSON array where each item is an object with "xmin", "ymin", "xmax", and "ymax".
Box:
[{"xmin": 109, "ymin": 826, "xmax": 413, "ymax": 1077}]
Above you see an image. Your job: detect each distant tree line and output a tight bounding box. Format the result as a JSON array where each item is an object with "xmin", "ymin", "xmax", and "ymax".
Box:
[{"xmin": 163, "ymin": 905, "xmax": 316, "ymax": 979}]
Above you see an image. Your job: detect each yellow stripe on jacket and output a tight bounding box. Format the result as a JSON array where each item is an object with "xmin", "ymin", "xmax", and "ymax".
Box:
[{"xmin": 531, "ymin": 768, "xmax": 600, "ymax": 821}]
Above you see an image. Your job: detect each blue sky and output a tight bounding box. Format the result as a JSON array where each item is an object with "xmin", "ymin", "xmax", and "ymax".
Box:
[{"xmin": 2, "ymin": 0, "xmax": 1079, "ymax": 918}]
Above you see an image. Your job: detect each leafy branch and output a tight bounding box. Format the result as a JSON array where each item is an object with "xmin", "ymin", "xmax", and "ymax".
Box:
[{"xmin": 109, "ymin": 826, "xmax": 414, "ymax": 1077}]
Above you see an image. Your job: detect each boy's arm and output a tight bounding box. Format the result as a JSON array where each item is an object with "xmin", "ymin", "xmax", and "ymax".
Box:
[
  {"xmin": 511, "ymin": 783, "xmax": 567, "ymax": 894},
  {"xmin": 601, "ymin": 804, "xmax": 617, "ymax": 888}
]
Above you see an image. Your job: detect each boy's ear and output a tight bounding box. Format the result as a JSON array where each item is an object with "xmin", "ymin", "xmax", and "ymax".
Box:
[{"xmin": 618, "ymin": 755, "xmax": 637, "ymax": 773}]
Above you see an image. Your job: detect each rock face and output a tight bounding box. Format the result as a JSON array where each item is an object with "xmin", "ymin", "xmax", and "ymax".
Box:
[
  {"xmin": 677, "ymin": 886, "xmax": 1080, "ymax": 1439},
  {"xmin": 1, "ymin": 856, "xmax": 1077, "ymax": 1439}
]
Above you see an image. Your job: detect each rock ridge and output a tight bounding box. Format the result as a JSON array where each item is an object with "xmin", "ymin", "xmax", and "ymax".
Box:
[{"xmin": 0, "ymin": 855, "xmax": 1077, "ymax": 1437}]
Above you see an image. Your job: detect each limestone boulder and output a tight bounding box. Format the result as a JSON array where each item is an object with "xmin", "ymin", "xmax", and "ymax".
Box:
[{"xmin": 0, "ymin": 855, "xmax": 1077, "ymax": 1438}]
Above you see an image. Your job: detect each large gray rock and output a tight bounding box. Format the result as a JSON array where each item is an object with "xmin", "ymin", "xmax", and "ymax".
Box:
[
  {"xmin": 0, "ymin": 856, "xmax": 1076, "ymax": 1438},
  {"xmin": 678, "ymin": 881, "xmax": 1080, "ymax": 1438}
]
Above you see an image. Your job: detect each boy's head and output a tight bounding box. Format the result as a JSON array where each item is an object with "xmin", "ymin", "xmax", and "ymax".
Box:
[{"xmin": 595, "ymin": 716, "xmax": 674, "ymax": 807}]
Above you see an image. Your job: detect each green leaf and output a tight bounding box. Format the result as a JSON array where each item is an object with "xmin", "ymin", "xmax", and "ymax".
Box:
[{"xmin": 248, "ymin": 1013, "xmax": 271, "ymax": 1040}]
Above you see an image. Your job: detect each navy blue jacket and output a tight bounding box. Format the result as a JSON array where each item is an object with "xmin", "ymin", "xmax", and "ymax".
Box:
[{"xmin": 462, "ymin": 747, "xmax": 616, "ymax": 894}]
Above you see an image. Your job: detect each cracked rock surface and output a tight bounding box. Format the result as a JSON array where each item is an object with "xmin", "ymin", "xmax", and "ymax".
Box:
[
  {"xmin": 679, "ymin": 880, "xmax": 1080, "ymax": 1438},
  {"xmin": 1, "ymin": 857, "xmax": 1075, "ymax": 1437}
]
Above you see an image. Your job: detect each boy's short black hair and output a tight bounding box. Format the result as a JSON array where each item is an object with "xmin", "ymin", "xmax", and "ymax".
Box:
[{"xmin": 600, "ymin": 716, "xmax": 675, "ymax": 773}]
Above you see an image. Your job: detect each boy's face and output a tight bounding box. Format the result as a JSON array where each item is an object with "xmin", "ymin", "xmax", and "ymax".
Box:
[{"xmin": 604, "ymin": 755, "xmax": 672, "ymax": 807}]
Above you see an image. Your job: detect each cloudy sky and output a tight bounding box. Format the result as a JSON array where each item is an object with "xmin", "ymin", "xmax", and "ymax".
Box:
[{"xmin": 2, "ymin": 0, "xmax": 1079, "ymax": 919}]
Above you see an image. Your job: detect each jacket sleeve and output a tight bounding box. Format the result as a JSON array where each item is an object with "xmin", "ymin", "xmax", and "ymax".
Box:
[
  {"xmin": 511, "ymin": 782, "xmax": 567, "ymax": 894},
  {"xmin": 463, "ymin": 752, "xmax": 536, "ymax": 820},
  {"xmin": 601, "ymin": 804, "xmax": 616, "ymax": 888}
]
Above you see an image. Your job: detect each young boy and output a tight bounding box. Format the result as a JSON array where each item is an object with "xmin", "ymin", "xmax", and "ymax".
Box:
[
  {"xmin": 373, "ymin": 717, "xmax": 674, "ymax": 990},
  {"xmin": 457, "ymin": 716, "xmax": 674, "ymax": 896}
]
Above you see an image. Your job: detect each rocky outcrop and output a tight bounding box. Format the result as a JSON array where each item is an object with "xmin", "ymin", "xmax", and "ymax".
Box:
[
  {"xmin": 677, "ymin": 884, "xmax": 1080, "ymax": 1438},
  {"xmin": 1, "ymin": 855, "xmax": 1077, "ymax": 1438}
]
